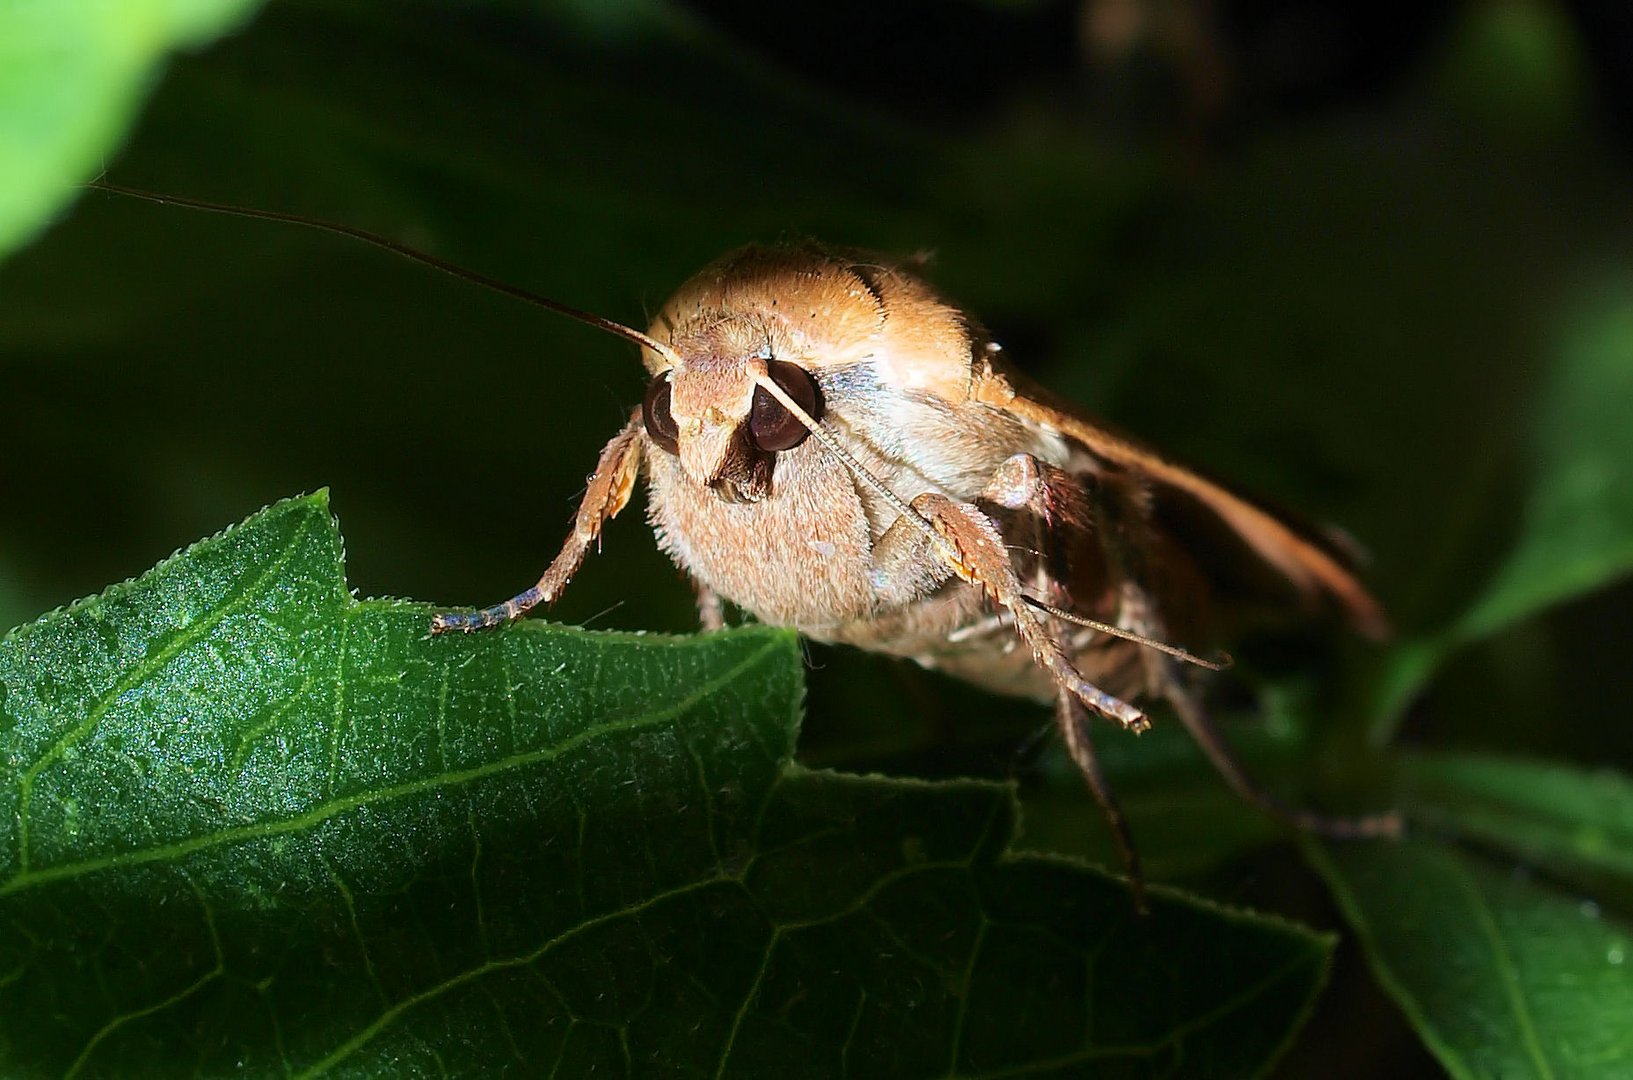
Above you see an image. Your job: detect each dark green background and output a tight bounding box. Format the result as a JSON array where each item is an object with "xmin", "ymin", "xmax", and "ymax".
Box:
[{"xmin": 3, "ymin": 1, "xmax": 1632, "ymax": 1075}]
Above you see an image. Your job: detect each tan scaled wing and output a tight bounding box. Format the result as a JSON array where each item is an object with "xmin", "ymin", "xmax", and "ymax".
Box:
[{"xmin": 972, "ymin": 356, "xmax": 1390, "ymax": 640}]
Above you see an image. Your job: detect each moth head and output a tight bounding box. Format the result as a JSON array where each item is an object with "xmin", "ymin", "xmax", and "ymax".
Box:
[
  {"xmin": 639, "ymin": 321, "xmax": 825, "ymax": 503},
  {"xmin": 636, "ymin": 242, "xmax": 960, "ymax": 503}
]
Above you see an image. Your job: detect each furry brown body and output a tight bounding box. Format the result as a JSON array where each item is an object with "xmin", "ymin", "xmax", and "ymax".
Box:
[
  {"xmin": 644, "ymin": 249, "xmax": 1065, "ymax": 692},
  {"xmin": 640, "ymin": 245, "xmax": 1375, "ymax": 703}
]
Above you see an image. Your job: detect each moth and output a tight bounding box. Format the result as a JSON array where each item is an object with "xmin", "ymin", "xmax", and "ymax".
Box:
[
  {"xmin": 425, "ymin": 242, "xmax": 1402, "ymax": 901},
  {"xmin": 94, "ymin": 183, "xmax": 1400, "ymax": 906}
]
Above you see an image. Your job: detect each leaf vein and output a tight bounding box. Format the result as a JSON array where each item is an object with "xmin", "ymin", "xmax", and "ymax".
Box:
[
  {"xmin": 64, "ymin": 881, "xmax": 225, "ymax": 1079},
  {"xmin": 15, "ymin": 511, "xmax": 320, "ymax": 872},
  {"xmin": 0, "ymin": 638, "xmax": 784, "ymax": 895},
  {"xmin": 294, "ymin": 872, "xmax": 737, "ymax": 1077},
  {"xmin": 1457, "ymin": 862, "xmax": 1557, "ymax": 1079}
]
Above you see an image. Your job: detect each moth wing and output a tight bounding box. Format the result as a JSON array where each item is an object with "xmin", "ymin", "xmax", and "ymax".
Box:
[{"xmin": 974, "ymin": 361, "xmax": 1390, "ymax": 640}]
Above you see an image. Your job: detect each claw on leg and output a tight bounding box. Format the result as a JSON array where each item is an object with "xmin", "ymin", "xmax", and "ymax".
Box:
[{"xmin": 431, "ymin": 589, "xmax": 545, "ymax": 633}]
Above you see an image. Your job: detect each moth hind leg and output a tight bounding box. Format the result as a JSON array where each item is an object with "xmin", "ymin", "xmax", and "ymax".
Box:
[
  {"xmin": 1116, "ymin": 544, "xmax": 1400, "ymax": 837},
  {"xmin": 1079, "ymin": 460, "xmax": 1400, "ymax": 842},
  {"xmin": 1056, "ymin": 683, "xmax": 1149, "ymax": 914},
  {"xmin": 1159, "ymin": 666, "xmax": 1402, "ymax": 839}
]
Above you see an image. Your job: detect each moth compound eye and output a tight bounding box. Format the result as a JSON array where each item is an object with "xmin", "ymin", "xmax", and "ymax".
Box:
[
  {"xmin": 642, "ymin": 371, "xmax": 681, "ymax": 455},
  {"xmin": 749, "ymin": 360, "xmax": 823, "ymax": 452}
]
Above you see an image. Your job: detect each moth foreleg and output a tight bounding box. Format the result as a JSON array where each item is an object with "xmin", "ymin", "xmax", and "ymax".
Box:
[
  {"xmin": 430, "ymin": 411, "xmax": 645, "ymax": 633},
  {"xmin": 981, "ymin": 452, "xmax": 1105, "ymax": 606},
  {"xmin": 868, "ymin": 497, "xmax": 959, "ymax": 608},
  {"xmin": 872, "ymin": 490, "xmax": 1150, "ymax": 733}
]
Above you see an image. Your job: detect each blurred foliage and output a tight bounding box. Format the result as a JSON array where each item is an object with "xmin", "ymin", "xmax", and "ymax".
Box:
[
  {"xmin": 0, "ymin": 0, "xmax": 261, "ymax": 256},
  {"xmin": 1, "ymin": 0, "xmax": 1632, "ymax": 1076}
]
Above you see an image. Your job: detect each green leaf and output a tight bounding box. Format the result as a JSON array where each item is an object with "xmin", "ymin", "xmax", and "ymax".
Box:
[
  {"xmin": 0, "ymin": 494, "xmax": 1330, "ymax": 1076},
  {"xmin": 1372, "ymin": 277, "xmax": 1633, "ymax": 737},
  {"xmin": 1453, "ymin": 283, "xmax": 1633, "ymax": 640},
  {"xmin": 1309, "ymin": 838, "xmax": 1633, "ymax": 1079},
  {"xmin": 0, "ymin": 0, "xmax": 265, "ymax": 259},
  {"xmin": 1398, "ymin": 751, "xmax": 1633, "ymax": 898}
]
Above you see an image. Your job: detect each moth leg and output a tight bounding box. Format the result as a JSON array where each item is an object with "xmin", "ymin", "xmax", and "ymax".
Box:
[
  {"xmin": 979, "ymin": 452, "xmax": 1079, "ymax": 518},
  {"xmin": 695, "ymin": 581, "xmax": 726, "ymax": 633},
  {"xmin": 944, "ymin": 611, "xmax": 1012, "ymax": 644},
  {"xmin": 980, "ymin": 452, "xmax": 1098, "ymax": 595},
  {"xmin": 1085, "ymin": 474, "xmax": 1402, "ymax": 838},
  {"xmin": 1056, "ymin": 680, "xmax": 1149, "ymax": 914},
  {"xmin": 1160, "ymin": 669, "xmax": 1400, "ymax": 838},
  {"xmin": 430, "ymin": 412, "xmax": 644, "ymax": 634},
  {"xmin": 872, "ymin": 452, "xmax": 1078, "ymax": 610},
  {"xmin": 868, "ymin": 497, "xmax": 959, "ymax": 609},
  {"xmin": 990, "ymin": 454, "xmax": 1161, "ymax": 892},
  {"xmin": 871, "ymin": 491, "xmax": 1150, "ymax": 733}
]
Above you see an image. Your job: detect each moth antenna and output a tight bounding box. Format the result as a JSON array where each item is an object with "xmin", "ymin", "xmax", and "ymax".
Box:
[
  {"xmin": 751, "ymin": 369, "xmax": 957, "ymax": 561},
  {"xmin": 84, "ymin": 179, "xmax": 685, "ymax": 367},
  {"xmin": 99, "ymin": 183, "xmax": 1235, "ymax": 680},
  {"xmin": 1020, "ymin": 596, "xmax": 1233, "ymax": 671}
]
